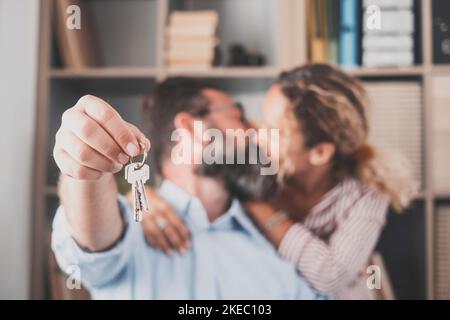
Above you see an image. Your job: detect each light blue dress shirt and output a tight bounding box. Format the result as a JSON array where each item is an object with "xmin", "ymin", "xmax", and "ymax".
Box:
[{"xmin": 52, "ymin": 180, "xmax": 326, "ymax": 300}]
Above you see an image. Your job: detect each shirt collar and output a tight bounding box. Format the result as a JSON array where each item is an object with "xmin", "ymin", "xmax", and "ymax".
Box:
[{"xmin": 157, "ymin": 180, "xmax": 266, "ymax": 243}]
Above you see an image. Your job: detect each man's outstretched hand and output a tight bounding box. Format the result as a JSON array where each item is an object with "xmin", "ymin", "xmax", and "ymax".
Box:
[{"xmin": 54, "ymin": 95, "xmax": 150, "ymax": 180}]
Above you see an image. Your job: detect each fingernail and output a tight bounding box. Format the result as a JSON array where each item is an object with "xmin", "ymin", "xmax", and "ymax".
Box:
[
  {"xmin": 166, "ymin": 250, "xmax": 172, "ymax": 256},
  {"xmin": 139, "ymin": 141, "xmax": 147, "ymax": 152},
  {"xmin": 117, "ymin": 153, "xmax": 129, "ymax": 164},
  {"xmin": 185, "ymin": 240, "xmax": 191, "ymax": 248},
  {"xmin": 179, "ymin": 248, "xmax": 186, "ymax": 255},
  {"xmin": 126, "ymin": 143, "xmax": 139, "ymax": 156}
]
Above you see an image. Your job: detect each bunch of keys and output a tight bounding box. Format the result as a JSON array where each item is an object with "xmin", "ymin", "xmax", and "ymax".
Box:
[{"xmin": 125, "ymin": 144, "xmax": 150, "ymax": 222}]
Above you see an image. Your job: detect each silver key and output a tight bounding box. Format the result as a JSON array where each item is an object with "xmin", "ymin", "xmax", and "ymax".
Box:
[
  {"xmin": 131, "ymin": 180, "xmax": 143, "ymax": 222},
  {"xmin": 133, "ymin": 163, "xmax": 150, "ymax": 213},
  {"xmin": 125, "ymin": 162, "xmax": 150, "ymax": 222}
]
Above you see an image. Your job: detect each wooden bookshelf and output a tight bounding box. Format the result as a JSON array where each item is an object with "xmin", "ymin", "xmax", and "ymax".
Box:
[
  {"xmin": 32, "ymin": 0, "xmax": 450, "ymax": 299},
  {"xmin": 430, "ymin": 65, "xmax": 450, "ymax": 75},
  {"xmin": 50, "ymin": 67, "xmax": 160, "ymax": 79},
  {"xmin": 164, "ymin": 66, "xmax": 280, "ymax": 78},
  {"xmin": 44, "ymin": 186, "xmax": 58, "ymax": 196},
  {"xmin": 346, "ymin": 66, "xmax": 425, "ymax": 77},
  {"xmin": 49, "ymin": 66, "xmax": 281, "ymax": 79}
]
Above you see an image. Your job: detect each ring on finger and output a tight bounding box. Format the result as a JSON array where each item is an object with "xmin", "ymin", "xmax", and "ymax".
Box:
[{"xmin": 156, "ymin": 217, "xmax": 168, "ymax": 231}]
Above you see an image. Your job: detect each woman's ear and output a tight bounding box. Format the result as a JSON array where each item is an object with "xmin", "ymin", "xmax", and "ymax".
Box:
[{"xmin": 309, "ymin": 143, "xmax": 336, "ymax": 167}]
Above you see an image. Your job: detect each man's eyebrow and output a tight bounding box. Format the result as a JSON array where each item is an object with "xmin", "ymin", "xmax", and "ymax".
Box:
[{"xmin": 235, "ymin": 101, "xmax": 244, "ymax": 112}]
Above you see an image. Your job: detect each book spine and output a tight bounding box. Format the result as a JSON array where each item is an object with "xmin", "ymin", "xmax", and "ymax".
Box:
[
  {"xmin": 363, "ymin": 35, "xmax": 414, "ymax": 50},
  {"xmin": 363, "ymin": 0, "xmax": 413, "ymax": 9},
  {"xmin": 363, "ymin": 10, "xmax": 415, "ymax": 35},
  {"xmin": 327, "ymin": 0, "xmax": 340, "ymax": 65},
  {"xmin": 339, "ymin": 0, "xmax": 360, "ymax": 68},
  {"xmin": 363, "ymin": 51, "xmax": 414, "ymax": 67}
]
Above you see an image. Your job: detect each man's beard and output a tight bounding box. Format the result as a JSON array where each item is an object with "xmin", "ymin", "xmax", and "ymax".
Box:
[{"xmin": 195, "ymin": 142, "xmax": 279, "ymax": 202}]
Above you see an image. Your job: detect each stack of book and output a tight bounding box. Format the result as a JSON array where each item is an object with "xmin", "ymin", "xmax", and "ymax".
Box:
[
  {"xmin": 362, "ymin": 0, "xmax": 416, "ymax": 67},
  {"xmin": 165, "ymin": 11, "xmax": 219, "ymax": 69}
]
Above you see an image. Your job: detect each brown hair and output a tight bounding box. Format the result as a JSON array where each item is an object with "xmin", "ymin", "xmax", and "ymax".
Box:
[
  {"xmin": 276, "ymin": 64, "xmax": 415, "ymax": 211},
  {"xmin": 142, "ymin": 77, "xmax": 214, "ymax": 178}
]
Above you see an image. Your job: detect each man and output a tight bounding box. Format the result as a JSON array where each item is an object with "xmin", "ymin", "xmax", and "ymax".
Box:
[{"xmin": 52, "ymin": 77, "xmax": 324, "ymax": 299}]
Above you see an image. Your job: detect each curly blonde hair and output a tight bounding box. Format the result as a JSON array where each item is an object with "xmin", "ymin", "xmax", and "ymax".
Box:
[{"xmin": 276, "ymin": 64, "xmax": 416, "ymax": 211}]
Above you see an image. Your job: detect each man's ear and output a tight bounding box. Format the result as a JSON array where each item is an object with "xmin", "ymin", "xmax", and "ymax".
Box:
[
  {"xmin": 174, "ymin": 112, "xmax": 194, "ymax": 131},
  {"xmin": 174, "ymin": 112, "xmax": 202, "ymax": 141},
  {"xmin": 309, "ymin": 142, "xmax": 336, "ymax": 167}
]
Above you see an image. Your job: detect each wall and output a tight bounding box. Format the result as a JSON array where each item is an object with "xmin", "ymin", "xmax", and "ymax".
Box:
[{"xmin": 0, "ymin": 0, "xmax": 39, "ymax": 299}]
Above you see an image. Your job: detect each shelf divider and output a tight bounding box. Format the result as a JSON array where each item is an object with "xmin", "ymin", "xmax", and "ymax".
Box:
[{"xmin": 50, "ymin": 67, "xmax": 160, "ymax": 79}]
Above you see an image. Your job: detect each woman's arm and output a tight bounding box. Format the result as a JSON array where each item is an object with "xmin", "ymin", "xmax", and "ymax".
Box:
[
  {"xmin": 246, "ymin": 191, "xmax": 389, "ymax": 296},
  {"xmin": 244, "ymin": 202, "xmax": 295, "ymax": 247},
  {"xmin": 132, "ymin": 187, "xmax": 191, "ymax": 255}
]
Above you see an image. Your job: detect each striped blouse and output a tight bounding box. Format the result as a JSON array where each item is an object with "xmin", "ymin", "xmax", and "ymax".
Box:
[{"xmin": 278, "ymin": 178, "xmax": 389, "ymax": 300}]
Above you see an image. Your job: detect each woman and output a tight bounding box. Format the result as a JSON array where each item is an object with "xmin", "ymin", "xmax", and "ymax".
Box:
[{"xmin": 139, "ymin": 64, "xmax": 415, "ymax": 299}]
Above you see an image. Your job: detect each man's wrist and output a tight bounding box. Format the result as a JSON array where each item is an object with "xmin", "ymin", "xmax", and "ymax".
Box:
[
  {"xmin": 58, "ymin": 173, "xmax": 115, "ymax": 200},
  {"xmin": 58, "ymin": 172, "xmax": 123, "ymax": 252},
  {"xmin": 58, "ymin": 172, "xmax": 114, "ymax": 187},
  {"xmin": 77, "ymin": 197, "xmax": 127, "ymax": 253}
]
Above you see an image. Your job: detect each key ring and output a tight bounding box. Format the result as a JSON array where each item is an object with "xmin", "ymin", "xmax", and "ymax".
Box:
[{"xmin": 129, "ymin": 143, "xmax": 148, "ymax": 170}]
